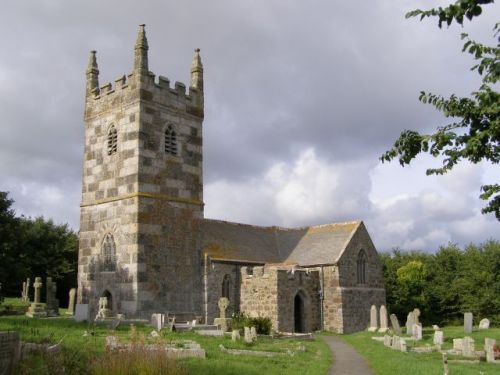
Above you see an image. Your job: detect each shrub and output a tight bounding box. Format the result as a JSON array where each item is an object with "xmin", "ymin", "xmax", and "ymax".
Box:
[{"xmin": 231, "ymin": 312, "xmax": 272, "ymax": 335}]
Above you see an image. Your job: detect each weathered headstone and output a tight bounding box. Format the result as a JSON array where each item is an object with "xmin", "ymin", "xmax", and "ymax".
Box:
[
  {"xmin": 462, "ymin": 336, "xmax": 475, "ymax": 357},
  {"xmin": 21, "ymin": 282, "xmax": 27, "ymax": 301},
  {"xmin": 45, "ymin": 277, "xmax": 59, "ymax": 316},
  {"xmin": 453, "ymin": 338, "xmax": 463, "ymax": 351},
  {"xmin": 74, "ymin": 304, "xmax": 89, "ymax": 322},
  {"xmin": 0, "ymin": 331, "xmax": 21, "ymax": 375},
  {"xmin": 412, "ymin": 323, "xmax": 422, "ymax": 340},
  {"xmin": 433, "ymin": 330, "xmax": 444, "ymax": 346},
  {"xmin": 244, "ymin": 327, "xmax": 252, "ymax": 343},
  {"xmin": 66, "ymin": 288, "xmax": 76, "ymax": 315},
  {"xmin": 432, "ymin": 324, "xmax": 440, "ymax": 330},
  {"xmin": 390, "ymin": 314, "xmax": 402, "ymax": 335},
  {"xmin": 368, "ymin": 305, "xmax": 378, "ymax": 332},
  {"xmin": 391, "ymin": 335, "xmax": 400, "ymax": 350},
  {"xmin": 464, "ymin": 312, "xmax": 473, "ymax": 334},
  {"xmin": 399, "ymin": 338, "xmax": 407, "ymax": 352},
  {"xmin": 231, "ymin": 329, "xmax": 240, "ymax": 342},
  {"xmin": 23, "ymin": 278, "xmax": 31, "ymax": 302},
  {"xmin": 26, "ymin": 277, "xmax": 47, "ymax": 317},
  {"xmin": 378, "ymin": 305, "xmax": 388, "ymax": 333},
  {"xmin": 479, "ymin": 318, "xmax": 490, "ymax": 330},
  {"xmin": 405, "ymin": 311, "xmax": 414, "ymax": 334},
  {"xmin": 250, "ymin": 326, "xmax": 257, "ymax": 342},
  {"xmin": 413, "ymin": 308, "xmax": 421, "ymax": 324},
  {"xmin": 214, "ymin": 297, "xmax": 232, "ymax": 332},
  {"xmin": 151, "ymin": 313, "xmax": 165, "ymax": 331},
  {"xmin": 485, "ymin": 338, "xmax": 496, "ymax": 363},
  {"xmin": 383, "ymin": 335, "xmax": 392, "ymax": 347}
]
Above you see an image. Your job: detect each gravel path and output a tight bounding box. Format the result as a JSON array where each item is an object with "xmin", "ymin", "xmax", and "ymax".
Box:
[{"xmin": 323, "ymin": 335, "xmax": 374, "ymax": 375}]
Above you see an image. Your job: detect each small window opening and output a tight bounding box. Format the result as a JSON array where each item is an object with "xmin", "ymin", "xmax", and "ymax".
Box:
[
  {"xmin": 222, "ymin": 274, "xmax": 231, "ymax": 299},
  {"xmin": 107, "ymin": 126, "xmax": 118, "ymax": 155},
  {"xmin": 357, "ymin": 249, "xmax": 367, "ymax": 284},
  {"xmin": 102, "ymin": 233, "xmax": 116, "ymax": 272},
  {"xmin": 165, "ymin": 126, "xmax": 177, "ymax": 155}
]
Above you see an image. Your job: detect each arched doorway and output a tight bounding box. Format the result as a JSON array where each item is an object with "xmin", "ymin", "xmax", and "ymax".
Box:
[
  {"xmin": 101, "ymin": 290, "xmax": 112, "ymax": 311},
  {"xmin": 294, "ymin": 292, "xmax": 305, "ymax": 333}
]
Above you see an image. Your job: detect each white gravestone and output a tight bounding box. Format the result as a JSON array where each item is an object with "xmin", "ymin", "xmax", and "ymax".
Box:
[
  {"xmin": 485, "ymin": 338, "xmax": 496, "ymax": 363},
  {"xmin": 405, "ymin": 312, "xmax": 414, "ymax": 334},
  {"xmin": 244, "ymin": 327, "xmax": 252, "ymax": 343},
  {"xmin": 378, "ymin": 305, "xmax": 388, "ymax": 333},
  {"xmin": 462, "ymin": 336, "xmax": 475, "ymax": 357},
  {"xmin": 412, "ymin": 323, "xmax": 422, "ymax": 340},
  {"xmin": 74, "ymin": 304, "xmax": 89, "ymax": 322},
  {"xmin": 433, "ymin": 330, "xmax": 444, "ymax": 345},
  {"xmin": 390, "ymin": 314, "xmax": 402, "ymax": 335},
  {"xmin": 479, "ymin": 318, "xmax": 490, "ymax": 330},
  {"xmin": 231, "ymin": 329, "xmax": 240, "ymax": 342},
  {"xmin": 368, "ymin": 305, "xmax": 378, "ymax": 332}
]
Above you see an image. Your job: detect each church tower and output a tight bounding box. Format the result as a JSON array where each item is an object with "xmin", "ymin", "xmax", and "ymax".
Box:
[{"xmin": 77, "ymin": 25, "xmax": 204, "ymax": 319}]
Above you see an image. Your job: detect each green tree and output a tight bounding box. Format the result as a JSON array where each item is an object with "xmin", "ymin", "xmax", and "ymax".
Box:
[{"xmin": 381, "ymin": 0, "xmax": 499, "ymax": 219}]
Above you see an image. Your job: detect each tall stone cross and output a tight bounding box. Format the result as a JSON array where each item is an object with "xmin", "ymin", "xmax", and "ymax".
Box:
[
  {"xmin": 218, "ymin": 297, "xmax": 229, "ymax": 319},
  {"xmin": 33, "ymin": 277, "xmax": 42, "ymax": 304}
]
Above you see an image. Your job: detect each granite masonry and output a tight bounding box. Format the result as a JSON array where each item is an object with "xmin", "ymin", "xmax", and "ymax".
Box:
[{"xmin": 76, "ymin": 25, "xmax": 386, "ymax": 333}]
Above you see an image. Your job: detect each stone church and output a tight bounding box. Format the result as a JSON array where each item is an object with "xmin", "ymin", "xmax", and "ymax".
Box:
[{"xmin": 77, "ymin": 25, "xmax": 386, "ymax": 333}]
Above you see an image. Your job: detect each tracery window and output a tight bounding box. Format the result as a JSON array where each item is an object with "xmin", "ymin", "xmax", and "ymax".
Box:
[
  {"xmin": 165, "ymin": 125, "xmax": 177, "ymax": 155},
  {"xmin": 107, "ymin": 126, "xmax": 118, "ymax": 155},
  {"xmin": 222, "ymin": 274, "xmax": 231, "ymax": 299},
  {"xmin": 101, "ymin": 233, "xmax": 116, "ymax": 272},
  {"xmin": 357, "ymin": 249, "xmax": 367, "ymax": 284}
]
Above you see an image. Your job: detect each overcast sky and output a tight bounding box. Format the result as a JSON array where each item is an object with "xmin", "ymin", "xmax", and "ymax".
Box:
[{"xmin": 0, "ymin": 0, "xmax": 498, "ymax": 252}]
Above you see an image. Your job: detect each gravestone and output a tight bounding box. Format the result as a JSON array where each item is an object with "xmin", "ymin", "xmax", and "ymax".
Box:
[
  {"xmin": 378, "ymin": 305, "xmax": 388, "ymax": 333},
  {"xmin": 399, "ymin": 339, "xmax": 407, "ymax": 352},
  {"xmin": 464, "ymin": 312, "xmax": 473, "ymax": 334},
  {"xmin": 462, "ymin": 336, "xmax": 475, "ymax": 357},
  {"xmin": 74, "ymin": 304, "xmax": 89, "ymax": 322},
  {"xmin": 45, "ymin": 277, "xmax": 59, "ymax": 316},
  {"xmin": 479, "ymin": 318, "xmax": 490, "ymax": 330},
  {"xmin": 244, "ymin": 327, "xmax": 252, "ymax": 343},
  {"xmin": 412, "ymin": 323, "xmax": 422, "ymax": 340},
  {"xmin": 405, "ymin": 312, "xmax": 414, "ymax": 334},
  {"xmin": 390, "ymin": 314, "xmax": 402, "ymax": 335},
  {"xmin": 383, "ymin": 335, "xmax": 392, "ymax": 347},
  {"xmin": 485, "ymin": 338, "xmax": 496, "ymax": 363},
  {"xmin": 213, "ymin": 297, "xmax": 231, "ymax": 332},
  {"xmin": 453, "ymin": 338, "xmax": 463, "ymax": 351},
  {"xmin": 66, "ymin": 288, "xmax": 76, "ymax": 315},
  {"xmin": 433, "ymin": 330, "xmax": 444, "ymax": 346},
  {"xmin": 22, "ymin": 278, "xmax": 31, "ymax": 302},
  {"xmin": 368, "ymin": 305, "xmax": 378, "ymax": 332},
  {"xmin": 231, "ymin": 329, "xmax": 240, "ymax": 342},
  {"xmin": 0, "ymin": 331, "xmax": 21, "ymax": 375},
  {"xmin": 413, "ymin": 308, "xmax": 421, "ymax": 324},
  {"xmin": 151, "ymin": 313, "xmax": 165, "ymax": 331},
  {"xmin": 21, "ymin": 282, "xmax": 27, "ymax": 301},
  {"xmin": 26, "ymin": 277, "xmax": 47, "ymax": 317},
  {"xmin": 250, "ymin": 326, "xmax": 257, "ymax": 341}
]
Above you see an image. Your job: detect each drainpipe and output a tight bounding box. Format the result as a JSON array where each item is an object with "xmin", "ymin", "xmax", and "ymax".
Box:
[
  {"xmin": 204, "ymin": 252, "xmax": 208, "ymax": 324},
  {"xmin": 320, "ymin": 266, "xmax": 325, "ymax": 331}
]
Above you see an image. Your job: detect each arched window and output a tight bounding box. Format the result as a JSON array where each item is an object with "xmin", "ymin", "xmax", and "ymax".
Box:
[
  {"xmin": 107, "ymin": 126, "xmax": 118, "ymax": 155},
  {"xmin": 101, "ymin": 233, "xmax": 116, "ymax": 272},
  {"xmin": 221, "ymin": 274, "xmax": 231, "ymax": 299},
  {"xmin": 165, "ymin": 125, "xmax": 177, "ymax": 155},
  {"xmin": 357, "ymin": 249, "xmax": 367, "ymax": 284}
]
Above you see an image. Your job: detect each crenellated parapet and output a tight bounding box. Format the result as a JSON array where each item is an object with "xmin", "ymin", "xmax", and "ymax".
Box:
[{"xmin": 85, "ymin": 25, "xmax": 204, "ymax": 121}]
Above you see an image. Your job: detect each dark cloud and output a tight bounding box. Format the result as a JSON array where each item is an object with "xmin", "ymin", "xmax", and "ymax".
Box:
[{"xmin": 0, "ymin": 0, "xmax": 498, "ymax": 248}]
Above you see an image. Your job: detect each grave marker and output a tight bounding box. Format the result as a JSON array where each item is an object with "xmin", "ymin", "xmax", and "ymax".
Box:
[
  {"xmin": 464, "ymin": 312, "xmax": 473, "ymax": 334},
  {"xmin": 390, "ymin": 314, "xmax": 402, "ymax": 335},
  {"xmin": 378, "ymin": 305, "xmax": 388, "ymax": 333},
  {"xmin": 368, "ymin": 305, "xmax": 378, "ymax": 332}
]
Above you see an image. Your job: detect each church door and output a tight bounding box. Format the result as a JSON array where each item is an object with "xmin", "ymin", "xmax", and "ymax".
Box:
[{"xmin": 294, "ymin": 293, "xmax": 305, "ymax": 333}]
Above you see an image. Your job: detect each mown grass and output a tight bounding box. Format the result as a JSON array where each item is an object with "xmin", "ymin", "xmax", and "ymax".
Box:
[
  {"xmin": 336, "ymin": 326, "xmax": 500, "ymax": 375},
  {"xmin": 0, "ymin": 313, "xmax": 331, "ymax": 375}
]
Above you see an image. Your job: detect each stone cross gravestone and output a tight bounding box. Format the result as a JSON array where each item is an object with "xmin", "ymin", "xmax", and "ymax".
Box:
[
  {"xmin": 368, "ymin": 305, "xmax": 378, "ymax": 332},
  {"xmin": 479, "ymin": 318, "xmax": 490, "ymax": 330},
  {"xmin": 390, "ymin": 314, "xmax": 402, "ymax": 335},
  {"xmin": 434, "ymin": 330, "xmax": 444, "ymax": 345},
  {"xmin": 66, "ymin": 288, "xmax": 76, "ymax": 315},
  {"xmin": 485, "ymin": 338, "xmax": 496, "ymax": 363},
  {"xmin": 26, "ymin": 277, "xmax": 47, "ymax": 317},
  {"xmin": 0, "ymin": 331, "xmax": 21, "ymax": 375},
  {"xmin": 214, "ymin": 297, "xmax": 231, "ymax": 332},
  {"xmin": 378, "ymin": 305, "xmax": 388, "ymax": 333},
  {"xmin": 464, "ymin": 312, "xmax": 473, "ymax": 334}
]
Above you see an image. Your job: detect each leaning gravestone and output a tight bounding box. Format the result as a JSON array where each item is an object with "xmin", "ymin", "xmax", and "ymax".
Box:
[
  {"xmin": 378, "ymin": 305, "xmax": 388, "ymax": 333},
  {"xmin": 368, "ymin": 305, "xmax": 378, "ymax": 332},
  {"xmin": 66, "ymin": 288, "xmax": 76, "ymax": 315},
  {"xmin": 0, "ymin": 331, "xmax": 21, "ymax": 375},
  {"xmin": 464, "ymin": 312, "xmax": 473, "ymax": 334},
  {"xmin": 479, "ymin": 318, "xmax": 490, "ymax": 330},
  {"xmin": 390, "ymin": 314, "xmax": 402, "ymax": 335}
]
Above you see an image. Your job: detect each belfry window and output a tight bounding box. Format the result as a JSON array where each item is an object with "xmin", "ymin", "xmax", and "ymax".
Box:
[
  {"xmin": 101, "ymin": 233, "xmax": 116, "ymax": 272},
  {"xmin": 165, "ymin": 125, "xmax": 177, "ymax": 155},
  {"xmin": 357, "ymin": 249, "xmax": 367, "ymax": 284},
  {"xmin": 107, "ymin": 126, "xmax": 118, "ymax": 155},
  {"xmin": 222, "ymin": 274, "xmax": 231, "ymax": 299}
]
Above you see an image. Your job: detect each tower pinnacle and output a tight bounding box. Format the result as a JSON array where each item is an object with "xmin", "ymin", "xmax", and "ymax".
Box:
[
  {"xmin": 134, "ymin": 24, "xmax": 149, "ymax": 74},
  {"xmin": 86, "ymin": 50, "xmax": 99, "ymax": 96},
  {"xmin": 190, "ymin": 48, "xmax": 203, "ymax": 92}
]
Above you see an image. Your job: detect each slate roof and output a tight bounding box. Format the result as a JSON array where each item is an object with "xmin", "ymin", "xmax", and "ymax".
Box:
[{"xmin": 201, "ymin": 219, "xmax": 361, "ymax": 266}]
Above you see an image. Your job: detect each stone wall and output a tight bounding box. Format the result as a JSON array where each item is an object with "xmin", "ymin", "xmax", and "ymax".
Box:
[{"xmin": 0, "ymin": 331, "xmax": 20, "ymax": 375}]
